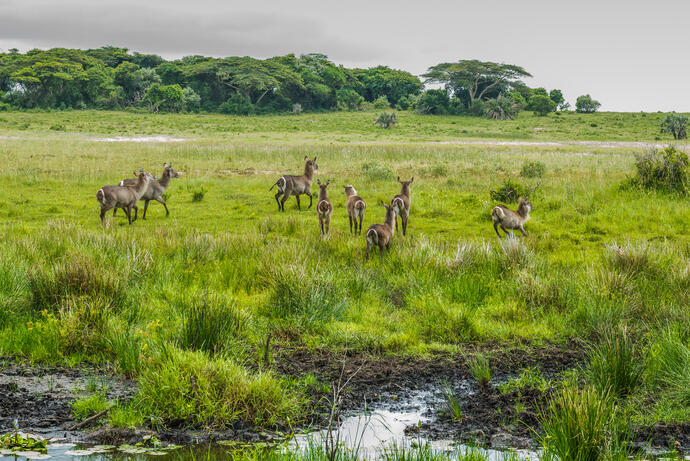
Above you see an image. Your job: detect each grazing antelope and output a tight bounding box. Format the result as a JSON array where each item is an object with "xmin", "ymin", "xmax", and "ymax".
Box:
[
  {"xmin": 365, "ymin": 201, "xmax": 397, "ymax": 260},
  {"xmin": 114, "ymin": 163, "xmax": 179, "ymax": 219},
  {"xmin": 96, "ymin": 169, "xmax": 154, "ymax": 225},
  {"xmin": 491, "ymin": 197, "xmax": 533, "ymax": 238},
  {"xmin": 269, "ymin": 157, "xmax": 318, "ymax": 212},
  {"xmin": 392, "ymin": 177, "xmax": 413, "ymax": 236},
  {"xmin": 316, "ymin": 179, "xmax": 333, "ymax": 235},
  {"xmin": 344, "ymin": 185, "xmax": 366, "ymax": 235}
]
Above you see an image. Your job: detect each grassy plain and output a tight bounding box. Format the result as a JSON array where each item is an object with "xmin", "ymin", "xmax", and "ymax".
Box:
[{"xmin": 0, "ymin": 109, "xmax": 689, "ymax": 456}]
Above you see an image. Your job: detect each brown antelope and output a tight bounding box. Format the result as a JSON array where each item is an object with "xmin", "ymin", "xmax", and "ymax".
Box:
[
  {"xmin": 115, "ymin": 163, "xmax": 179, "ymax": 219},
  {"xmin": 392, "ymin": 177, "xmax": 413, "ymax": 236},
  {"xmin": 316, "ymin": 179, "xmax": 333, "ymax": 235},
  {"xmin": 491, "ymin": 197, "xmax": 533, "ymax": 238},
  {"xmin": 269, "ymin": 157, "xmax": 318, "ymax": 211},
  {"xmin": 344, "ymin": 185, "xmax": 366, "ymax": 235},
  {"xmin": 96, "ymin": 169, "xmax": 154, "ymax": 225},
  {"xmin": 365, "ymin": 201, "xmax": 397, "ymax": 260}
]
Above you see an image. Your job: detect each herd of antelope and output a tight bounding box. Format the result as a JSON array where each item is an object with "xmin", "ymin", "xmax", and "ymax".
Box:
[{"xmin": 95, "ymin": 157, "xmax": 533, "ymax": 259}]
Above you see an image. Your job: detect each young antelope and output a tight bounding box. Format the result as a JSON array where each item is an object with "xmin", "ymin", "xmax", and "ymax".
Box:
[
  {"xmin": 316, "ymin": 179, "xmax": 333, "ymax": 235},
  {"xmin": 491, "ymin": 197, "xmax": 533, "ymax": 238},
  {"xmin": 344, "ymin": 185, "xmax": 366, "ymax": 235},
  {"xmin": 365, "ymin": 201, "xmax": 397, "ymax": 260},
  {"xmin": 392, "ymin": 177, "xmax": 413, "ymax": 236}
]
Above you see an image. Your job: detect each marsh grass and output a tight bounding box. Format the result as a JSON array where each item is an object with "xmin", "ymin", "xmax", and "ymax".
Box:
[
  {"xmin": 587, "ymin": 328, "xmax": 643, "ymax": 399},
  {"xmin": 440, "ymin": 382, "xmax": 463, "ymax": 421},
  {"xmin": 468, "ymin": 354, "xmax": 491, "ymax": 389},
  {"xmin": 647, "ymin": 329, "xmax": 690, "ymax": 404},
  {"xmin": 181, "ymin": 294, "xmax": 251, "ymax": 355}
]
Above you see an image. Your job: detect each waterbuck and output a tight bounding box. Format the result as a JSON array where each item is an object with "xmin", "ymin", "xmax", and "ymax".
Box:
[
  {"xmin": 344, "ymin": 185, "xmax": 366, "ymax": 235},
  {"xmin": 392, "ymin": 177, "xmax": 413, "ymax": 236},
  {"xmin": 491, "ymin": 197, "xmax": 533, "ymax": 238},
  {"xmin": 365, "ymin": 201, "xmax": 397, "ymax": 260},
  {"xmin": 115, "ymin": 163, "xmax": 179, "ymax": 219},
  {"xmin": 269, "ymin": 157, "xmax": 318, "ymax": 211},
  {"xmin": 96, "ymin": 169, "xmax": 154, "ymax": 225},
  {"xmin": 316, "ymin": 179, "xmax": 333, "ymax": 235}
]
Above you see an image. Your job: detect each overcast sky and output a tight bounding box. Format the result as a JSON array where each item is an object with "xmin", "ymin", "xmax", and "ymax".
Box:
[{"xmin": 1, "ymin": 0, "xmax": 687, "ymax": 112}]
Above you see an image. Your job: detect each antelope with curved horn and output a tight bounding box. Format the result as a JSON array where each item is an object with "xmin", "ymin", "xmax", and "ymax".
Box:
[
  {"xmin": 344, "ymin": 185, "xmax": 366, "ymax": 235},
  {"xmin": 365, "ymin": 201, "xmax": 397, "ymax": 260},
  {"xmin": 316, "ymin": 179, "xmax": 333, "ymax": 235},
  {"xmin": 269, "ymin": 157, "xmax": 318, "ymax": 212}
]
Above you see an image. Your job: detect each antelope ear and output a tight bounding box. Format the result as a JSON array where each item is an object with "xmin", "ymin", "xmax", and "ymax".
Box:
[
  {"xmin": 326, "ymin": 180, "xmax": 330, "ymax": 186},
  {"xmin": 313, "ymin": 156, "xmax": 317, "ymax": 162},
  {"xmin": 133, "ymin": 171, "xmax": 138, "ymax": 177},
  {"xmin": 397, "ymin": 176, "xmax": 401, "ymax": 183},
  {"xmin": 164, "ymin": 163, "xmax": 168, "ymax": 167},
  {"xmin": 139, "ymin": 167, "xmax": 144, "ymax": 173},
  {"xmin": 304, "ymin": 156, "xmax": 308, "ymax": 161},
  {"xmin": 409, "ymin": 177, "xmax": 414, "ymax": 183},
  {"xmin": 317, "ymin": 179, "xmax": 321, "ymax": 185},
  {"xmin": 380, "ymin": 200, "xmax": 387, "ymax": 207}
]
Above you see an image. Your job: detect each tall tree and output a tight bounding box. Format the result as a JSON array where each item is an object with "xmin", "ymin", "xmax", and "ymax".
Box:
[{"xmin": 423, "ymin": 60, "xmax": 531, "ymax": 109}]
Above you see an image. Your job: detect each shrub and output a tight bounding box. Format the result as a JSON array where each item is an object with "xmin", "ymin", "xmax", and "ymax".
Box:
[
  {"xmin": 0, "ymin": 101, "xmax": 11, "ymax": 111},
  {"xmin": 372, "ymin": 95, "xmax": 390, "ymax": 109},
  {"xmin": 539, "ymin": 384, "xmax": 615, "ymax": 461},
  {"xmin": 219, "ymin": 94, "xmax": 255, "ymax": 115},
  {"xmin": 181, "ymin": 296, "xmax": 250, "ymax": 355},
  {"xmin": 192, "ymin": 187, "xmax": 206, "ymax": 202},
  {"xmin": 374, "ymin": 112, "xmax": 397, "ymax": 129},
  {"xmin": 361, "ymin": 161, "xmax": 395, "ymax": 180},
  {"xmin": 336, "ymin": 88, "xmax": 363, "ymax": 111},
  {"xmin": 484, "ymin": 95, "xmax": 519, "ymax": 120},
  {"xmin": 527, "ymin": 94, "xmax": 556, "ymax": 116},
  {"xmin": 587, "ymin": 328, "xmax": 643, "ymax": 398},
  {"xmin": 489, "ymin": 179, "xmax": 529, "ymax": 203},
  {"xmin": 575, "ymin": 94, "xmax": 601, "ymax": 113},
  {"xmin": 630, "ymin": 146, "xmax": 689, "ymax": 194},
  {"xmin": 468, "ymin": 354, "xmax": 491, "ymax": 389},
  {"xmin": 660, "ymin": 114, "xmax": 688, "ymax": 140},
  {"xmin": 520, "ymin": 160, "xmax": 546, "ymax": 178},
  {"xmin": 416, "ymin": 89, "xmax": 449, "ymax": 114},
  {"xmin": 182, "ymin": 87, "xmax": 201, "ymax": 112}
]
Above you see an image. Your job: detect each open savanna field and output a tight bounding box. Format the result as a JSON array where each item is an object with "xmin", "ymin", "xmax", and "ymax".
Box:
[{"xmin": 1, "ymin": 110, "xmax": 689, "ymax": 459}]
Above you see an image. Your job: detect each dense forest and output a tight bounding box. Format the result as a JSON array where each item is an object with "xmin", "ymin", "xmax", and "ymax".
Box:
[{"xmin": 0, "ymin": 46, "xmax": 576, "ymax": 117}]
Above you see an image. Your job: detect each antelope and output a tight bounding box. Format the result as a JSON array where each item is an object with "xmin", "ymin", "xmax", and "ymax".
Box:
[
  {"xmin": 96, "ymin": 169, "xmax": 154, "ymax": 225},
  {"xmin": 316, "ymin": 179, "xmax": 333, "ymax": 235},
  {"xmin": 114, "ymin": 163, "xmax": 179, "ymax": 219},
  {"xmin": 491, "ymin": 197, "xmax": 533, "ymax": 238},
  {"xmin": 365, "ymin": 201, "xmax": 397, "ymax": 260},
  {"xmin": 344, "ymin": 185, "xmax": 366, "ymax": 235},
  {"xmin": 269, "ymin": 157, "xmax": 318, "ymax": 211},
  {"xmin": 392, "ymin": 177, "xmax": 413, "ymax": 236}
]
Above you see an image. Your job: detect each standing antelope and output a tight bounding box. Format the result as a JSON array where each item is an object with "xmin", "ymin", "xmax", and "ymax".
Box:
[
  {"xmin": 316, "ymin": 179, "xmax": 333, "ymax": 235},
  {"xmin": 96, "ymin": 169, "xmax": 154, "ymax": 225},
  {"xmin": 491, "ymin": 197, "xmax": 533, "ymax": 238},
  {"xmin": 115, "ymin": 163, "xmax": 179, "ymax": 219},
  {"xmin": 269, "ymin": 157, "xmax": 318, "ymax": 211},
  {"xmin": 344, "ymin": 185, "xmax": 366, "ymax": 235},
  {"xmin": 392, "ymin": 177, "xmax": 413, "ymax": 236},
  {"xmin": 365, "ymin": 201, "xmax": 397, "ymax": 260}
]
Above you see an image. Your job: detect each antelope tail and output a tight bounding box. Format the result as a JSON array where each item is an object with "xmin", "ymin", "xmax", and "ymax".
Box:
[
  {"xmin": 366, "ymin": 228, "xmax": 378, "ymax": 245},
  {"xmin": 96, "ymin": 188, "xmax": 105, "ymax": 207},
  {"xmin": 491, "ymin": 206, "xmax": 505, "ymax": 220}
]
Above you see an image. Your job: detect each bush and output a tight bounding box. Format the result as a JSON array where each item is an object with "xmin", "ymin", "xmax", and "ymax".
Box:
[
  {"xmin": 372, "ymin": 95, "xmax": 390, "ymax": 109},
  {"xmin": 484, "ymin": 95, "xmax": 519, "ymax": 120},
  {"xmin": 660, "ymin": 113, "xmax": 688, "ymax": 140},
  {"xmin": 182, "ymin": 87, "xmax": 201, "ymax": 112},
  {"xmin": 527, "ymin": 94, "xmax": 556, "ymax": 116},
  {"xmin": 395, "ymin": 95, "xmax": 411, "ymax": 110},
  {"xmin": 416, "ymin": 89, "xmax": 449, "ymax": 114},
  {"xmin": 0, "ymin": 101, "xmax": 11, "ymax": 111},
  {"xmin": 587, "ymin": 328, "xmax": 642, "ymax": 398},
  {"xmin": 192, "ymin": 187, "xmax": 206, "ymax": 202},
  {"xmin": 361, "ymin": 161, "xmax": 395, "ymax": 180},
  {"xmin": 336, "ymin": 88, "xmax": 363, "ymax": 111},
  {"xmin": 520, "ymin": 160, "xmax": 546, "ymax": 178},
  {"xmin": 631, "ymin": 146, "xmax": 689, "ymax": 194},
  {"xmin": 489, "ymin": 179, "xmax": 530, "ymax": 203},
  {"xmin": 576, "ymin": 94, "xmax": 601, "ymax": 113},
  {"xmin": 374, "ymin": 112, "xmax": 397, "ymax": 129},
  {"xmin": 219, "ymin": 94, "xmax": 255, "ymax": 115}
]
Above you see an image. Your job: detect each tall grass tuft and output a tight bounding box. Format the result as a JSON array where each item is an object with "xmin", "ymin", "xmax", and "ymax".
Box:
[
  {"xmin": 647, "ymin": 329, "xmax": 690, "ymax": 404},
  {"xmin": 605, "ymin": 241, "xmax": 651, "ymax": 277},
  {"xmin": 181, "ymin": 295, "xmax": 250, "ymax": 355},
  {"xmin": 440, "ymin": 381, "xmax": 463, "ymax": 421},
  {"xmin": 106, "ymin": 327, "xmax": 142, "ymax": 378},
  {"xmin": 539, "ymin": 384, "xmax": 614, "ymax": 461},
  {"xmin": 468, "ymin": 354, "xmax": 491, "ymax": 390},
  {"xmin": 587, "ymin": 328, "xmax": 643, "ymax": 398}
]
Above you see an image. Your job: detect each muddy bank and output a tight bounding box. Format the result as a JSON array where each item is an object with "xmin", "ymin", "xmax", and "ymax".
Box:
[{"xmin": 0, "ymin": 360, "xmax": 136, "ymax": 440}]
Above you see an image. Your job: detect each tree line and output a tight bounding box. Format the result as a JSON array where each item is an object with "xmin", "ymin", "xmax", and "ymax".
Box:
[{"xmin": 0, "ymin": 46, "xmax": 599, "ymax": 117}]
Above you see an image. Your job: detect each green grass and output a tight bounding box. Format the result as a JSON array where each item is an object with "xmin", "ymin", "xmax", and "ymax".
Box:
[{"xmin": 0, "ymin": 110, "xmax": 689, "ymax": 435}]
